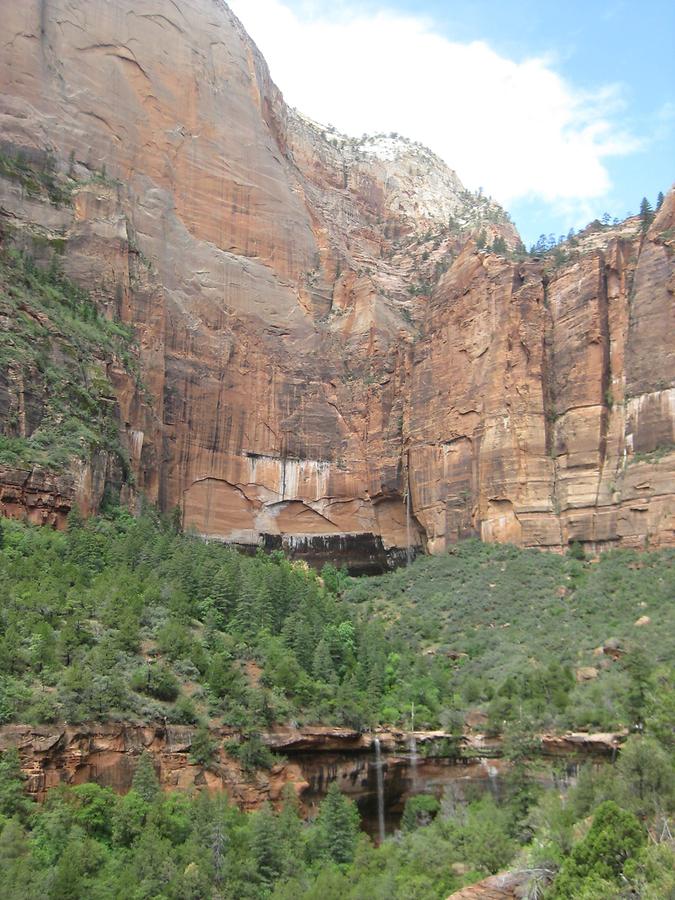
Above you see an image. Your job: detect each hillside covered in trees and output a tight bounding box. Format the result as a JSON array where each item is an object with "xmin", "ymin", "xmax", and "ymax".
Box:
[
  {"xmin": 0, "ymin": 509, "xmax": 673, "ymax": 896},
  {"xmin": 0, "ymin": 509, "xmax": 673, "ymax": 736}
]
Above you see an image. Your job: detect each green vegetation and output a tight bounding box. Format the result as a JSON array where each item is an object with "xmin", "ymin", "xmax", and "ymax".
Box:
[
  {"xmin": 0, "ymin": 725, "xmax": 673, "ymax": 898},
  {"xmin": 0, "ymin": 249, "xmax": 139, "ymax": 474},
  {"xmin": 345, "ymin": 539, "xmax": 674, "ymax": 733},
  {"xmin": 0, "ymin": 509, "xmax": 377, "ymax": 728},
  {"xmin": 629, "ymin": 443, "xmax": 675, "ymax": 465},
  {"xmin": 0, "ymin": 150, "xmax": 73, "ymax": 207},
  {"xmin": 0, "ymin": 511, "xmax": 673, "ymax": 896},
  {"xmin": 0, "ymin": 512, "xmax": 673, "ymax": 738},
  {"xmin": 639, "ymin": 196, "xmax": 655, "ymax": 232}
]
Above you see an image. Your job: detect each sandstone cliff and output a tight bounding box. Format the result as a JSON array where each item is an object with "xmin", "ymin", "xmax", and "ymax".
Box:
[
  {"xmin": 0, "ymin": 0, "xmax": 672, "ymax": 562},
  {"xmin": 0, "ymin": 722, "xmax": 621, "ymax": 821}
]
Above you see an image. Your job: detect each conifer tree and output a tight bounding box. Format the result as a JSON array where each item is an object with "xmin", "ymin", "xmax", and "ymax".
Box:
[
  {"xmin": 189, "ymin": 725, "xmax": 217, "ymax": 767},
  {"xmin": 656, "ymin": 191, "xmax": 665, "ymax": 211},
  {"xmin": 278, "ymin": 784, "xmax": 304, "ymax": 875},
  {"xmin": 233, "ymin": 570, "xmax": 264, "ymax": 635},
  {"xmin": 251, "ymin": 804, "xmax": 283, "ymax": 886},
  {"xmin": 0, "ymin": 748, "xmax": 33, "ymax": 821},
  {"xmin": 313, "ymin": 782, "xmax": 360, "ymax": 864},
  {"xmin": 312, "ymin": 638, "xmax": 337, "ymax": 685},
  {"xmin": 210, "ymin": 564, "xmax": 239, "ymax": 623},
  {"xmin": 131, "ymin": 751, "xmax": 160, "ymax": 803},
  {"xmin": 639, "ymin": 196, "xmax": 654, "ymax": 232}
]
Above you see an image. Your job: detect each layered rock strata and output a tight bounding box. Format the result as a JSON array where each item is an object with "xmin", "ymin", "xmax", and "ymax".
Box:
[
  {"xmin": 0, "ymin": 0, "xmax": 672, "ymax": 561},
  {"xmin": 0, "ymin": 723, "xmax": 622, "ymax": 825}
]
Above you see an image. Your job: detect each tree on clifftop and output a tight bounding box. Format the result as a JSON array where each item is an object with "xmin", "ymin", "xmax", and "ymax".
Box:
[{"xmin": 639, "ymin": 196, "xmax": 654, "ymax": 232}]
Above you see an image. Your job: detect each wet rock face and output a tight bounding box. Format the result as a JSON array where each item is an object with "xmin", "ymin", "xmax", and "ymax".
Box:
[
  {"xmin": 0, "ymin": 723, "xmax": 619, "ymax": 837},
  {"xmin": 0, "ymin": 0, "xmax": 673, "ymax": 558}
]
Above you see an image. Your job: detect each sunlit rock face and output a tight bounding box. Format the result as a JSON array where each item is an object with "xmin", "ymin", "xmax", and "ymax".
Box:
[
  {"xmin": 408, "ymin": 204, "xmax": 675, "ymax": 553},
  {"xmin": 0, "ymin": 0, "xmax": 672, "ymax": 560}
]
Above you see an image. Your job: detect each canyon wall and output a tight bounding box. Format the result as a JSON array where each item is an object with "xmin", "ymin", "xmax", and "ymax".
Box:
[
  {"xmin": 0, "ymin": 723, "xmax": 620, "ymax": 831},
  {"xmin": 0, "ymin": 0, "xmax": 673, "ymax": 562}
]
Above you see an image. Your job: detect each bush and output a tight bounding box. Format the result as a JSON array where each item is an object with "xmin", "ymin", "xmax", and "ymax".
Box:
[
  {"xmin": 130, "ymin": 664, "xmax": 180, "ymax": 702},
  {"xmin": 225, "ymin": 733, "xmax": 278, "ymax": 773},
  {"xmin": 401, "ymin": 793, "xmax": 440, "ymax": 831},
  {"xmin": 551, "ymin": 801, "xmax": 645, "ymax": 897}
]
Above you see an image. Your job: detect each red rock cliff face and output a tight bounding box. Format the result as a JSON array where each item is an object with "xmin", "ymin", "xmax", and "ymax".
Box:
[
  {"xmin": 0, "ymin": 0, "xmax": 672, "ymax": 559},
  {"xmin": 409, "ymin": 210, "xmax": 675, "ymax": 551},
  {"xmin": 0, "ymin": 723, "xmax": 621, "ymax": 820}
]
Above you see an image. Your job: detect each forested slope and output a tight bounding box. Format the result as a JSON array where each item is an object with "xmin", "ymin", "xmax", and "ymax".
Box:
[{"xmin": 1, "ymin": 510, "xmax": 673, "ymax": 735}]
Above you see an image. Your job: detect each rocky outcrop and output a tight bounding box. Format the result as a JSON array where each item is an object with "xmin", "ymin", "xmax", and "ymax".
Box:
[
  {"xmin": 0, "ymin": 722, "xmax": 624, "ymax": 819},
  {"xmin": 447, "ymin": 872, "xmax": 531, "ymax": 900},
  {"xmin": 0, "ymin": 0, "xmax": 672, "ymax": 562}
]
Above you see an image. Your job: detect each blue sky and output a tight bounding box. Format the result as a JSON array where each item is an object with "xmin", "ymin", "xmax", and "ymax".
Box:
[{"xmin": 231, "ymin": 0, "xmax": 674, "ymax": 245}]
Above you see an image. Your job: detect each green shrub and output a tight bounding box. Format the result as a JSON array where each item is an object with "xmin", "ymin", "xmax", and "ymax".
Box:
[{"xmin": 130, "ymin": 664, "xmax": 180, "ymax": 702}]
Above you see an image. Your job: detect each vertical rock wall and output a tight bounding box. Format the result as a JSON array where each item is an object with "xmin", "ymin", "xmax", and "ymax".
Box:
[{"xmin": 0, "ymin": 0, "xmax": 672, "ymax": 558}]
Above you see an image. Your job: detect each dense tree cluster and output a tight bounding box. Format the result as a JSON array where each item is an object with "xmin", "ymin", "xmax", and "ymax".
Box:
[
  {"xmin": 0, "ymin": 507, "xmax": 379, "ymax": 730},
  {"xmin": 0, "ymin": 726, "xmax": 673, "ymax": 898},
  {"xmin": 0, "ymin": 512, "xmax": 673, "ymax": 738},
  {"xmin": 0, "ymin": 508, "xmax": 673, "ymax": 896}
]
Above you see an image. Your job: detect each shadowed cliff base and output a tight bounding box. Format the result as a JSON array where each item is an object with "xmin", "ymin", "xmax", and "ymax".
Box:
[{"xmin": 0, "ymin": 722, "xmax": 621, "ymax": 838}]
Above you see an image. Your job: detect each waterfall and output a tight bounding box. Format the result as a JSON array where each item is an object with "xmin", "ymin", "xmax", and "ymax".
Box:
[
  {"xmin": 480, "ymin": 757, "xmax": 500, "ymax": 801},
  {"xmin": 408, "ymin": 732, "xmax": 419, "ymax": 794},
  {"xmin": 373, "ymin": 738, "xmax": 386, "ymax": 844}
]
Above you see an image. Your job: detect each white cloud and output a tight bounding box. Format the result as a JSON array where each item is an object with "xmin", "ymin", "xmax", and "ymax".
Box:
[{"xmin": 228, "ymin": 0, "xmax": 640, "ymax": 212}]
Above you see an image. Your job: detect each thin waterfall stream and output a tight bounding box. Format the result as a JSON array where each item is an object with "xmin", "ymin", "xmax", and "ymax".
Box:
[
  {"xmin": 409, "ymin": 733, "xmax": 419, "ymax": 794},
  {"xmin": 373, "ymin": 738, "xmax": 386, "ymax": 843},
  {"xmin": 409, "ymin": 703, "xmax": 418, "ymax": 793},
  {"xmin": 406, "ymin": 485, "xmax": 412, "ymax": 566}
]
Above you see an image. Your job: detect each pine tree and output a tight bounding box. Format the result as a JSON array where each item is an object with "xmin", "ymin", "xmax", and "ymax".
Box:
[
  {"xmin": 312, "ymin": 638, "xmax": 338, "ymax": 685},
  {"xmin": 639, "ymin": 196, "xmax": 654, "ymax": 232},
  {"xmin": 189, "ymin": 725, "xmax": 217, "ymax": 767},
  {"xmin": 314, "ymin": 782, "xmax": 360, "ymax": 864},
  {"xmin": 132, "ymin": 751, "xmax": 160, "ymax": 803},
  {"xmin": 170, "ymin": 504, "xmax": 183, "ymax": 534},
  {"xmin": 267, "ymin": 564, "xmax": 293, "ymax": 632},
  {"xmin": 0, "ymin": 748, "xmax": 33, "ymax": 821},
  {"xmin": 251, "ymin": 804, "xmax": 283, "ymax": 886},
  {"xmin": 623, "ymin": 647, "xmax": 652, "ymax": 729},
  {"xmin": 210, "ymin": 563, "xmax": 239, "ymax": 623},
  {"xmin": 616, "ymin": 735, "xmax": 675, "ymax": 817},
  {"xmin": 0, "ymin": 818, "xmax": 28, "ymax": 866},
  {"xmin": 278, "ymin": 784, "xmax": 304, "ymax": 877},
  {"xmin": 66, "ymin": 505, "xmax": 84, "ymax": 532},
  {"xmin": 656, "ymin": 191, "xmax": 665, "ymax": 211},
  {"xmin": 233, "ymin": 570, "xmax": 261, "ymax": 635}
]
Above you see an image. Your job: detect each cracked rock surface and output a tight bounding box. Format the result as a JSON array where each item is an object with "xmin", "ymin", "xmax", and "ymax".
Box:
[{"xmin": 0, "ymin": 0, "xmax": 673, "ymax": 558}]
